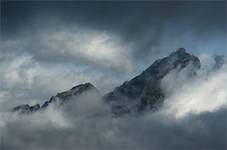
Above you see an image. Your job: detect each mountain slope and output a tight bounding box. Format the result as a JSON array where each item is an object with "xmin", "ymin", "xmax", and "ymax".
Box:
[
  {"xmin": 12, "ymin": 83, "xmax": 99, "ymax": 113},
  {"xmin": 103, "ymin": 48, "xmax": 201, "ymax": 115}
]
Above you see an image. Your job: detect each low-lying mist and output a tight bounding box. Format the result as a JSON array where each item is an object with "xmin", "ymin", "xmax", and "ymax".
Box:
[{"xmin": 0, "ymin": 56, "xmax": 226, "ymax": 149}]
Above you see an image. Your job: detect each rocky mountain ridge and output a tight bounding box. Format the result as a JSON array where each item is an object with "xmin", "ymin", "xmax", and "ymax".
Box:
[
  {"xmin": 104, "ymin": 48, "xmax": 201, "ymax": 115},
  {"xmin": 12, "ymin": 83, "xmax": 99, "ymax": 113},
  {"xmin": 12, "ymin": 48, "xmax": 201, "ymax": 115}
]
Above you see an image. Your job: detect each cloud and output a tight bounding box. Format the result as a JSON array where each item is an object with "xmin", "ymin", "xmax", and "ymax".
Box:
[
  {"xmin": 37, "ymin": 28, "xmax": 133, "ymax": 73},
  {"xmin": 0, "ymin": 1, "xmax": 226, "ymax": 149},
  {"xmin": 0, "ymin": 51, "xmax": 111, "ymax": 110},
  {"xmin": 160, "ymin": 60, "xmax": 227, "ymax": 117},
  {"xmin": 1, "ymin": 26, "xmax": 133, "ymax": 72},
  {"xmin": 1, "ymin": 1, "xmax": 225, "ymax": 100},
  {"xmin": 0, "ymin": 94, "xmax": 226, "ymax": 149},
  {"xmin": 1, "ymin": 1, "xmax": 226, "ymax": 60},
  {"xmin": 0, "ymin": 25, "xmax": 135, "ymax": 109},
  {"xmin": 0, "ymin": 60, "xmax": 226, "ymax": 149}
]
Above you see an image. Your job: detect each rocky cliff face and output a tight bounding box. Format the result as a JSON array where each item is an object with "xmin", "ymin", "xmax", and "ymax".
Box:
[
  {"xmin": 12, "ymin": 83, "xmax": 99, "ymax": 113},
  {"xmin": 103, "ymin": 48, "xmax": 201, "ymax": 116},
  {"xmin": 12, "ymin": 48, "xmax": 201, "ymax": 116}
]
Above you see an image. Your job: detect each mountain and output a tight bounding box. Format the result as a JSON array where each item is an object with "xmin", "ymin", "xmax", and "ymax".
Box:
[
  {"xmin": 103, "ymin": 48, "xmax": 201, "ymax": 116},
  {"xmin": 12, "ymin": 83, "xmax": 99, "ymax": 113},
  {"xmin": 213, "ymin": 55, "xmax": 225, "ymax": 70},
  {"xmin": 12, "ymin": 48, "xmax": 201, "ymax": 116}
]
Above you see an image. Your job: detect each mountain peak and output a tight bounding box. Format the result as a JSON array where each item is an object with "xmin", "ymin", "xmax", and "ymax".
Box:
[
  {"xmin": 12, "ymin": 83, "xmax": 99, "ymax": 114},
  {"xmin": 54, "ymin": 82, "xmax": 98, "ymax": 102},
  {"xmin": 176, "ymin": 47, "xmax": 186, "ymax": 52},
  {"xmin": 170, "ymin": 48, "xmax": 193, "ymax": 59},
  {"xmin": 169, "ymin": 47, "xmax": 190, "ymax": 58},
  {"xmin": 71, "ymin": 82, "xmax": 95, "ymax": 90},
  {"xmin": 143, "ymin": 48, "xmax": 200, "ymax": 79},
  {"xmin": 104, "ymin": 48, "xmax": 201, "ymax": 116}
]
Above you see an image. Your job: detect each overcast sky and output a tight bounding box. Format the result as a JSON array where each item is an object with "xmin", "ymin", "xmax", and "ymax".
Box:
[
  {"xmin": 0, "ymin": 1, "xmax": 226, "ymax": 149},
  {"xmin": 0, "ymin": 0, "xmax": 226, "ymax": 106}
]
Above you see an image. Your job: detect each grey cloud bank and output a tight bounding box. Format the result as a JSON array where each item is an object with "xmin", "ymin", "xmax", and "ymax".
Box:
[{"xmin": 0, "ymin": 95, "xmax": 226, "ymax": 149}]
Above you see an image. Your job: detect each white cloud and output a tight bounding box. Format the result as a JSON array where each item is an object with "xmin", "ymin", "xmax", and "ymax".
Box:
[
  {"xmin": 0, "ymin": 97, "xmax": 225, "ymax": 149},
  {"xmin": 36, "ymin": 27, "xmax": 134, "ymax": 73},
  {"xmin": 161, "ymin": 62, "xmax": 227, "ymax": 118},
  {"xmin": 0, "ymin": 27, "xmax": 135, "ymax": 108}
]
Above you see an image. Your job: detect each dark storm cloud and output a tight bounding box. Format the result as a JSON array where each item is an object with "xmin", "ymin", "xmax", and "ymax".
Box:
[
  {"xmin": 1, "ymin": 1, "xmax": 225, "ymax": 35},
  {"xmin": 1, "ymin": 1, "xmax": 226, "ymax": 56}
]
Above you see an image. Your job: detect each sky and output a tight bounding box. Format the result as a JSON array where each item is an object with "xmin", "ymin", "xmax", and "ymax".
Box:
[
  {"xmin": 0, "ymin": 1, "xmax": 226, "ymax": 149},
  {"xmin": 1, "ymin": 1, "xmax": 226, "ymax": 106}
]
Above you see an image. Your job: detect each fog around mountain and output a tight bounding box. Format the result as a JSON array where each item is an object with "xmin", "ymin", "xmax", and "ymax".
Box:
[
  {"xmin": 0, "ymin": 1, "xmax": 226, "ymax": 149},
  {"xmin": 0, "ymin": 50, "xmax": 226, "ymax": 149}
]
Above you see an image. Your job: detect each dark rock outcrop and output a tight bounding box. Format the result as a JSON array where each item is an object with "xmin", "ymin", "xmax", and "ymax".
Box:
[
  {"xmin": 12, "ymin": 104, "xmax": 32, "ymax": 114},
  {"xmin": 12, "ymin": 83, "xmax": 99, "ymax": 114},
  {"xmin": 103, "ymin": 48, "xmax": 201, "ymax": 116},
  {"xmin": 41, "ymin": 82, "xmax": 98, "ymax": 109}
]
